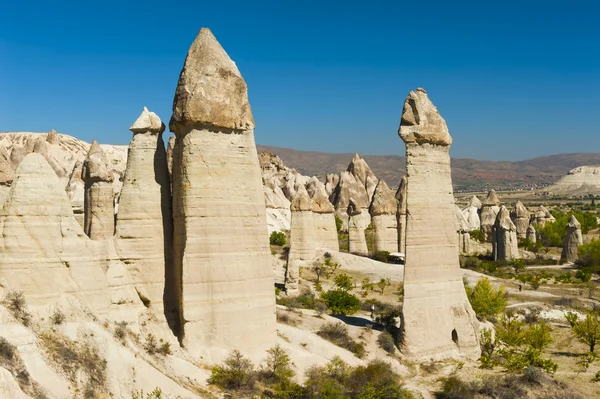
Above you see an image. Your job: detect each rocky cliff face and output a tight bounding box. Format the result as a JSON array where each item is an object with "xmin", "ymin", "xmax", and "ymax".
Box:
[{"xmin": 399, "ymin": 88, "xmax": 480, "ymax": 360}]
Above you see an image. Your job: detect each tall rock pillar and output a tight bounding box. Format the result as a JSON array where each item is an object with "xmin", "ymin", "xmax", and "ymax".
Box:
[
  {"xmin": 511, "ymin": 201, "xmax": 530, "ymax": 239},
  {"xmin": 287, "ymin": 187, "xmax": 315, "ymax": 293},
  {"xmin": 115, "ymin": 107, "xmax": 174, "ymax": 320},
  {"xmin": 492, "ymin": 206, "xmax": 520, "ymax": 261},
  {"xmin": 169, "ymin": 28, "xmax": 276, "ymax": 360},
  {"xmin": 369, "ymin": 179, "xmax": 398, "ymax": 253},
  {"xmin": 347, "ymin": 198, "xmax": 369, "ymax": 256},
  {"xmin": 82, "ymin": 140, "xmax": 114, "ymax": 240},
  {"xmin": 562, "ymin": 215, "xmax": 583, "ymax": 262},
  {"xmin": 399, "ymin": 88, "xmax": 480, "ymax": 360},
  {"xmin": 311, "ymin": 188, "xmax": 340, "ymax": 252},
  {"xmin": 480, "ymin": 190, "xmax": 500, "ymax": 242},
  {"xmin": 395, "ymin": 176, "xmax": 407, "ymax": 253}
]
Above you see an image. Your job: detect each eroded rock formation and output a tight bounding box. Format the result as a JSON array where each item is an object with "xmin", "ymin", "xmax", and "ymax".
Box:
[
  {"xmin": 115, "ymin": 107, "xmax": 173, "ymax": 319},
  {"xmin": 461, "ymin": 195, "xmax": 481, "ymax": 231},
  {"xmin": 311, "ymin": 188, "xmax": 339, "ymax": 252},
  {"xmin": 526, "ymin": 224, "xmax": 537, "ymax": 243},
  {"xmin": 399, "ymin": 88, "xmax": 480, "ymax": 360},
  {"xmin": 492, "ymin": 206, "xmax": 520, "ymax": 261},
  {"xmin": 480, "ymin": 189, "xmax": 501, "ymax": 241},
  {"xmin": 347, "ymin": 198, "xmax": 369, "ymax": 256},
  {"xmin": 169, "ymin": 27, "xmax": 275, "ymax": 360},
  {"xmin": 0, "ymin": 153, "xmax": 109, "ymax": 313},
  {"xmin": 369, "ymin": 179, "xmax": 398, "ymax": 253},
  {"xmin": 511, "ymin": 201, "xmax": 530, "ymax": 239},
  {"xmin": 396, "ymin": 176, "xmax": 407, "ymax": 253},
  {"xmin": 454, "ymin": 205, "xmax": 471, "ymax": 254},
  {"xmin": 81, "ymin": 140, "xmax": 114, "ymax": 240},
  {"xmin": 562, "ymin": 215, "xmax": 583, "ymax": 262},
  {"xmin": 534, "ymin": 206, "xmax": 556, "ymax": 226},
  {"xmin": 287, "ymin": 186, "xmax": 315, "ymax": 292}
]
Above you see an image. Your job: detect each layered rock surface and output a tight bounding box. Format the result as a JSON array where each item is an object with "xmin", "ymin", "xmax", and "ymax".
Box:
[
  {"xmin": 461, "ymin": 195, "xmax": 481, "ymax": 231},
  {"xmin": 0, "ymin": 154, "xmax": 110, "ymax": 313},
  {"xmin": 115, "ymin": 107, "xmax": 173, "ymax": 319},
  {"xmin": 169, "ymin": 27, "xmax": 275, "ymax": 360},
  {"xmin": 347, "ymin": 199, "xmax": 369, "ymax": 256},
  {"xmin": 480, "ymin": 189, "xmax": 501, "ymax": 241},
  {"xmin": 311, "ymin": 188, "xmax": 339, "ymax": 252},
  {"xmin": 287, "ymin": 187, "xmax": 315, "ymax": 292},
  {"xmin": 510, "ymin": 200, "xmax": 530, "ymax": 239},
  {"xmin": 454, "ymin": 205, "xmax": 471, "ymax": 254},
  {"xmin": 396, "ymin": 176, "xmax": 407, "ymax": 253},
  {"xmin": 82, "ymin": 141, "xmax": 114, "ymax": 240},
  {"xmin": 399, "ymin": 88, "xmax": 480, "ymax": 360},
  {"xmin": 369, "ymin": 179, "xmax": 398, "ymax": 253}
]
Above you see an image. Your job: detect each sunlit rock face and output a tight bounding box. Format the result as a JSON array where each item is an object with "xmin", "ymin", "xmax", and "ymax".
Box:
[
  {"xmin": 480, "ymin": 189, "xmax": 500, "ymax": 242},
  {"xmin": 562, "ymin": 215, "xmax": 583, "ymax": 262},
  {"xmin": 82, "ymin": 140, "xmax": 114, "ymax": 240},
  {"xmin": 399, "ymin": 88, "xmax": 480, "ymax": 360},
  {"xmin": 114, "ymin": 107, "xmax": 174, "ymax": 321},
  {"xmin": 169, "ymin": 27, "xmax": 275, "ymax": 361},
  {"xmin": 369, "ymin": 179, "xmax": 398, "ymax": 253},
  {"xmin": 492, "ymin": 206, "xmax": 520, "ymax": 261},
  {"xmin": 347, "ymin": 198, "xmax": 369, "ymax": 256},
  {"xmin": 286, "ymin": 186, "xmax": 315, "ymax": 293}
]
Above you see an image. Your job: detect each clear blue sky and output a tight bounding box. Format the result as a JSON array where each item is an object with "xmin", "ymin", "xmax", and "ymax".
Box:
[{"xmin": 1, "ymin": 1, "xmax": 598, "ymax": 161}]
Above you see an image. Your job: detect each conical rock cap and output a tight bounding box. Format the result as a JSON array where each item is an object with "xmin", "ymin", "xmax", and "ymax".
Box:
[
  {"xmin": 398, "ymin": 88, "xmax": 451, "ymax": 146},
  {"xmin": 483, "ymin": 189, "xmax": 500, "ymax": 207},
  {"xmin": 170, "ymin": 27, "xmax": 254, "ymax": 133},
  {"xmin": 369, "ymin": 179, "xmax": 397, "ymax": 216},
  {"xmin": 291, "ymin": 185, "xmax": 312, "ymax": 212},
  {"xmin": 130, "ymin": 107, "xmax": 165, "ymax": 133}
]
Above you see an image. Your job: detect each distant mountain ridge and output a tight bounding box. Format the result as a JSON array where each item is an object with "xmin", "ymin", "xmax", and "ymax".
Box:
[{"xmin": 256, "ymin": 145, "xmax": 600, "ymax": 191}]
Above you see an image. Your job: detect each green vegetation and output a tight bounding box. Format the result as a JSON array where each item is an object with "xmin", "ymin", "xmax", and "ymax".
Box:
[
  {"xmin": 311, "ymin": 253, "xmax": 340, "ymax": 284},
  {"xmin": 469, "ymin": 229, "xmax": 485, "ymax": 243},
  {"xmin": 465, "ymin": 278, "xmax": 507, "ymax": 321},
  {"xmin": 270, "ymin": 231, "xmax": 287, "ymax": 246},
  {"xmin": 371, "ymin": 250, "xmax": 391, "ymax": 263},
  {"xmin": 577, "ymin": 239, "xmax": 600, "ymax": 268},
  {"xmin": 377, "ymin": 331, "xmax": 396, "ymax": 354},
  {"xmin": 4, "ymin": 291, "xmax": 32, "ymax": 326},
  {"xmin": 39, "ymin": 329, "xmax": 107, "ymax": 398},
  {"xmin": 321, "ymin": 274, "xmax": 361, "ymax": 315},
  {"xmin": 143, "ymin": 334, "xmax": 172, "ymax": 356},
  {"xmin": 132, "ymin": 388, "xmax": 164, "ymax": 399},
  {"xmin": 317, "ymin": 322, "xmax": 366, "ymax": 358},
  {"xmin": 335, "ymin": 215, "xmax": 343, "ymax": 232},
  {"xmin": 566, "ymin": 311, "xmax": 600, "ymax": 353},
  {"xmin": 537, "ymin": 210, "xmax": 598, "ymax": 247},
  {"xmin": 0, "ymin": 336, "xmax": 47, "ymax": 399},
  {"xmin": 210, "ymin": 348, "xmax": 412, "ymax": 398}
]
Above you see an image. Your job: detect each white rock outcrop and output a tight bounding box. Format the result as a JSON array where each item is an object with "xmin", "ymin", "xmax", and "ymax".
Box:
[
  {"xmin": 480, "ymin": 189, "xmax": 501, "ymax": 242},
  {"xmin": 526, "ymin": 224, "xmax": 537, "ymax": 243},
  {"xmin": 492, "ymin": 206, "xmax": 520, "ymax": 261},
  {"xmin": 330, "ymin": 170, "xmax": 369, "ymax": 231},
  {"xmin": 0, "ymin": 154, "xmax": 109, "ymax": 314},
  {"xmin": 510, "ymin": 200, "xmax": 530, "ymax": 239},
  {"xmin": 169, "ymin": 27, "xmax": 275, "ymax": 361},
  {"xmin": 369, "ymin": 179, "xmax": 398, "ymax": 253},
  {"xmin": 399, "ymin": 88, "xmax": 480, "ymax": 360},
  {"xmin": 534, "ymin": 205, "xmax": 556, "ymax": 226},
  {"xmin": 545, "ymin": 166, "xmax": 600, "ymax": 196},
  {"xmin": 347, "ymin": 198, "xmax": 369, "ymax": 256},
  {"xmin": 561, "ymin": 215, "xmax": 583, "ymax": 262},
  {"xmin": 454, "ymin": 205, "xmax": 471, "ymax": 254},
  {"xmin": 82, "ymin": 140, "xmax": 114, "ymax": 240},
  {"xmin": 311, "ymin": 188, "xmax": 339, "ymax": 252},
  {"xmin": 286, "ymin": 187, "xmax": 315, "ymax": 292},
  {"xmin": 461, "ymin": 195, "xmax": 481, "ymax": 231},
  {"xmin": 396, "ymin": 176, "xmax": 407, "ymax": 253},
  {"xmin": 115, "ymin": 107, "xmax": 174, "ymax": 321}
]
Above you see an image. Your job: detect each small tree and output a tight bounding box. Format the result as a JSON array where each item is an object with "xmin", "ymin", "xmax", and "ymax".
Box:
[
  {"xmin": 321, "ymin": 290, "xmax": 361, "ymax": 315},
  {"xmin": 376, "ymin": 278, "xmax": 391, "ymax": 294},
  {"xmin": 509, "ymin": 259, "xmax": 526, "ymax": 274},
  {"xmin": 571, "ymin": 312, "xmax": 600, "ymax": 353},
  {"xmin": 335, "ymin": 216, "xmax": 343, "ymax": 232},
  {"xmin": 259, "ymin": 345, "xmax": 295, "ymax": 385},
  {"xmin": 524, "ymin": 320, "xmax": 553, "ymax": 351},
  {"xmin": 478, "ymin": 328, "xmax": 498, "ymax": 369},
  {"xmin": 311, "ymin": 257, "xmax": 340, "ymax": 284},
  {"xmin": 360, "ymin": 278, "xmax": 373, "ymax": 298},
  {"xmin": 209, "ymin": 350, "xmax": 256, "ymax": 391},
  {"xmin": 466, "ymin": 278, "xmax": 507, "ymax": 321},
  {"xmin": 269, "ymin": 231, "xmax": 286, "ymax": 246},
  {"xmin": 333, "ymin": 274, "xmax": 354, "ymax": 292}
]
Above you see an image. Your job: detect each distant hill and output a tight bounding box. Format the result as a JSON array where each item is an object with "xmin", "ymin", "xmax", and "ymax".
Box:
[{"xmin": 256, "ymin": 145, "xmax": 600, "ymax": 191}]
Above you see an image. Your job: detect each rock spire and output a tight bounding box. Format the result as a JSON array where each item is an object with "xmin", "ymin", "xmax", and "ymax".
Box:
[
  {"xmin": 170, "ymin": 28, "xmax": 275, "ymax": 361},
  {"xmin": 492, "ymin": 206, "xmax": 520, "ymax": 261},
  {"xmin": 286, "ymin": 186, "xmax": 316, "ymax": 293},
  {"xmin": 561, "ymin": 215, "xmax": 583, "ymax": 262},
  {"xmin": 311, "ymin": 188, "xmax": 339, "ymax": 252},
  {"xmin": 81, "ymin": 140, "xmax": 114, "ymax": 240},
  {"xmin": 347, "ymin": 198, "xmax": 369, "ymax": 256},
  {"xmin": 510, "ymin": 201, "xmax": 530, "ymax": 239},
  {"xmin": 369, "ymin": 179, "xmax": 398, "ymax": 253},
  {"xmin": 395, "ymin": 176, "xmax": 407, "ymax": 253},
  {"xmin": 115, "ymin": 107, "xmax": 174, "ymax": 322},
  {"xmin": 480, "ymin": 189, "xmax": 501, "ymax": 241},
  {"xmin": 398, "ymin": 88, "xmax": 480, "ymax": 360}
]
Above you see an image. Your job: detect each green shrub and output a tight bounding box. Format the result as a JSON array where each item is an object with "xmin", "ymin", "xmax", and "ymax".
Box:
[
  {"xmin": 335, "ymin": 215, "xmax": 343, "ymax": 232},
  {"xmin": 575, "ymin": 269, "xmax": 592, "ymax": 282},
  {"xmin": 132, "ymin": 388, "xmax": 164, "ymax": 399},
  {"xmin": 113, "ymin": 321, "xmax": 128, "ymax": 342},
  {"xmin": 577, "ymin": 239, "xmax": 600, "ymax": 267},
  {"xmin": 317, "ymin": 322, "xmax": 366, "ymax": 358},
  {"xmin": 478, "ymin": 328, "xmax": 498, "ymax": 369},
  {"xmin": 311, "ymin": 256, "xmax": 340, "ymax": 284},
  {"xmin": 371, "ymin": 251, "xmax": 391, "ymax": 263},
  {"xmin": 259, "ymin": 345, "xmax": 295, "ymax": 386},
  {"xmin": 569, "ymin": 312, "xmax": 600, "ymax": 353},
  {"xmin": 143, "ymin": 334, "xmax": 171, "ymax": 356},
  {"xmin": 4, "ymin": 291, "xmax": 31, "ymax": 326},
  {"xmin": 209, "ymin": 350, "xmax": 256, "ymax": 391},
  {"xmin": 465, "ymin": 278, "xmax": 507, "ymax": 321},
  {"xmin": 377, "ymin": 331, "xmax": 396, "ymax": 354},
  {"xmin": 50, "ymin": 309, "xmax": 65, "ymax": 325},
  {"xmin": 321, "ymin": 290, "xmax": 361, "ymax": 315},
  {"xmin": 470, "ymin": 229, "xmax": 485, "ymax": 243},
  {"xmin": 270, "ymin": 231, "xmax": 287, "ymax": 246},
  {"xmin": 436, "ymin": 375, "xmax": 479, "ymax": 399}
]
